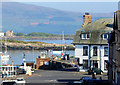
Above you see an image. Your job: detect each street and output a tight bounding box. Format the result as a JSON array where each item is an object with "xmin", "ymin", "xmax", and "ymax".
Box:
[{"xmin": 22, "ymin": 69, "xmax": 108, "ymax": 83}]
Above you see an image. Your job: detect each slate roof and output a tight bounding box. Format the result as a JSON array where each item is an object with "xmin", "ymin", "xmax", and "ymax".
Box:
[{"xmin": 73, "ymin": 18, "xmax": 114, "ymax": 45}]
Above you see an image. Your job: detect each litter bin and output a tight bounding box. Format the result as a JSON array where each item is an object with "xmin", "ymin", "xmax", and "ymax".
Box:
[
  {"xmin": 72, "ymin": 63, "xmax": 75, "ymax": 67},
  {"xmin": 66, "ymin": 54, "xmax": 69, "ymax": 60}
]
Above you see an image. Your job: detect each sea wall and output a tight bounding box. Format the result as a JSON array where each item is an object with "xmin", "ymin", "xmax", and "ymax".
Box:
[{"xmin": 5, "ymin": 42, "xmax": 75, "ymax": 50}]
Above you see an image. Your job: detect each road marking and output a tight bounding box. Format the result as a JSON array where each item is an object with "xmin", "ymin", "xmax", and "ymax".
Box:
[{"xmin": 45, "ymin": 80, "xmax": 57, "ymax": 82}]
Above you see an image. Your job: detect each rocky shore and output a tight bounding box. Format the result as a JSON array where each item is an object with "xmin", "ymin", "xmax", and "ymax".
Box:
[{"xmin": 4, "ymin": 41, "xmax": 75, "ymax": 50}]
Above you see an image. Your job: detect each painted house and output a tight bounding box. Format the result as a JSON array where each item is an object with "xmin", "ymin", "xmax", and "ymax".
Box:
[
  {"xmin": 5, "ymin": 30, "xmax": 13, "ymax": 37},
  {"xmin": 72, "ymin": 13, "xmax": 113, "ymax": 72},
  {"xmin": 108, "ymin": 10, "xmax": 120, "ymax": 85}
]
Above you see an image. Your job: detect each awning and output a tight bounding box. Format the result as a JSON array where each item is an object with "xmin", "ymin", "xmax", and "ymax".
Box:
[{"xmin": 90, "ymin": 57, "xmax": 99, "ymax": 61}]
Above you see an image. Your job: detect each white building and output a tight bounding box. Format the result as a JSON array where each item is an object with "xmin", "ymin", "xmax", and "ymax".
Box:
[
  {"xmin": 0, "ymin": 31, "xmax": 4, "ymax": 37},
  {"xmin": 72, "ymin": 13, "xmax": 113, "ymax": 72}
]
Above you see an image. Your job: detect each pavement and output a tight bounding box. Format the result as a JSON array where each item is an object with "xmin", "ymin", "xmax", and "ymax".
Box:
[{"xmin": 18, "ymin": 69, "xmax": 108, "ymax": 83}]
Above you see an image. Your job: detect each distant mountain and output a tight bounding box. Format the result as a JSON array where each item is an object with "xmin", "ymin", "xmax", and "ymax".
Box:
[{"xmin": 2, "ymin": 2, "xmax": 114, "ymax": 34}]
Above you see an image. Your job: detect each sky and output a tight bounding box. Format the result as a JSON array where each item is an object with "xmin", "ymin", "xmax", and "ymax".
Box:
[
  {"xmin": 1, "ymin": 0, "xmax": 119, "ymax": 13},
  {"xmin": 0, "ymin": 0, "xmax": 119, "ymax": 31},
  {"xmin": 2, "ymin": 0, "xmax": 120, "ymax": 2},
  {"xmin": 24, "ymin": 2, "xmax": 118, "ymax": 13}
]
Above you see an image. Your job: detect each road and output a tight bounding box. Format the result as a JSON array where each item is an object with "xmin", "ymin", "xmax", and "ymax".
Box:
[{"xmin": 22, "ymin": 69, "xmax": 108, "ymax": 83}]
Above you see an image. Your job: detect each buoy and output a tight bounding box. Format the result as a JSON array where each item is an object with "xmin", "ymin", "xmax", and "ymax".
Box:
[
  {"xmin": 59, "ymin": 58, "xmax": 61, "ymax": 60},
  {"xmin": 28, "ymin": 72, "xmax": 32, "ymax": 76}
]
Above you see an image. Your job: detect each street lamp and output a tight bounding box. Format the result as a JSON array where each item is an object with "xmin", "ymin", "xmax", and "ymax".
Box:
[{"xmin": 23, "ymin": 52, "xmax": 25, "ymax": 63}]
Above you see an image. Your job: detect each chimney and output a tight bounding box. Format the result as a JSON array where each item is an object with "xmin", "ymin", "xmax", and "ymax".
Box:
[{"xmin": 82, "ymin": 12, "xmax": 92, "ymax": 27}]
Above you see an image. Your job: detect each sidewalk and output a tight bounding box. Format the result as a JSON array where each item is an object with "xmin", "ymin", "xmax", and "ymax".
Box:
[{"xmin": 0, "ymin": 78, "xmax": 2, "ymax": 85}]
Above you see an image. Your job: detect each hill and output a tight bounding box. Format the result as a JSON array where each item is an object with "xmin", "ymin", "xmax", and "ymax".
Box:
[{"xmin": 2, "ymin": 2, "xmax": 114, "ymax": 34}]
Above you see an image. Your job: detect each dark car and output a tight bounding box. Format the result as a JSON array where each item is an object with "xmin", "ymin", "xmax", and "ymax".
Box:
[
  {"xmin": 88, "ymin": 67, "xmax": 103, "ymax": 75},
  {"xmin": 16, "ymin": 68, "xmax": 26, "ymax": 74},
  {"xmin": 73, "ymin": 76, "xmax": 92, "ymax": 84}
]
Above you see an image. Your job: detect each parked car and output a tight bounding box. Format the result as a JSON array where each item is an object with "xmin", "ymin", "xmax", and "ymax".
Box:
[
  {"xmin": 16, "ymin": 77, "xmax": 26, "ymax": 83},
  {"xmin": 73, "ymin": 76, "xmax": 92, "ymax": 84},
  {"xmin": 16, "ymin": 68, "xmax": 26, "ymax": 74},
  {"xmin": 88, "ymin": 67, "xmax": 103, "ymax": 75}
]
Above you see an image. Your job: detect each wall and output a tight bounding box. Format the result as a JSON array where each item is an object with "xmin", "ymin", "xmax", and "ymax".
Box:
[
  {"xmin": 36, "ymin": 58, "xmax": 49, "ymax": 69},
  {"xmin": 75, "ymin": 44, "xmax": 108, "ymax": 72}
]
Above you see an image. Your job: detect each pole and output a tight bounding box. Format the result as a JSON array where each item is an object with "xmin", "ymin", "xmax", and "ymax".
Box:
[
  {"xmin": 32, "ymin": 47, "xmax": 34, "ymax": 62},
  {"xmin": 62, "ymin": 31, "xmax": 65, "ymax": 54},
  {"xmin": 0, "ymin": 36, "xmax": 2, "ymax": 76},
  {"xmin": 4, "ymin": 36, "xmax": 7, "ymax": 54}
]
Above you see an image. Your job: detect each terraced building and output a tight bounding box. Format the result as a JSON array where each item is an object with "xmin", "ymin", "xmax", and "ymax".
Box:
[
  {"xmin": 72, "ymin": 13, "xmax": 113, "ymax": 72},
  {"xmin": 108, "ymin": 10, "xmax": 120, "ymax": 85}
]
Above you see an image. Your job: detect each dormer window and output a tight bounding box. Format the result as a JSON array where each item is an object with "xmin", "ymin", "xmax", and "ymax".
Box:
[
  {"xmin": 81, "ymin": 33, "xmax": 90, "ymax": 40},
  {"xmin": 103, "ymin": 33, "xmax": 108, "ymax": 40}
]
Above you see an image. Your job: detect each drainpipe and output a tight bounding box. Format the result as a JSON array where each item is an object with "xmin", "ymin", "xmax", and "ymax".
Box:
[
  {"xmin": 88, "ymin": 45, "xmax": 91, "ymax": 68},
  {"xmin": 99, "ymin": 45, "xmax": 101, "ymax": 69}
]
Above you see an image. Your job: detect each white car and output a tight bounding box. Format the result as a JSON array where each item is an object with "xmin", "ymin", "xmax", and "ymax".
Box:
[
  {"xmin": 2, "ymin": 77, "xmax": 25, "ymax": 85},
  {"xmin": 16, "ymin": 78, "xmax": 26, "ymax": 83}
]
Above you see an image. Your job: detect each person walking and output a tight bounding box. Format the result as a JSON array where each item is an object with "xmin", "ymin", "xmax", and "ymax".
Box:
[
  {"xmin": 77, "ymin": 65, "xmax": 80, "ymax": 72},
  {"xmin": 2, "ymin": 70, "xmax": 5, "ymax": 78}
]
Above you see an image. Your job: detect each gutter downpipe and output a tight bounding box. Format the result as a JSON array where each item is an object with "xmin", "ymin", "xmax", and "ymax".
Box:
[
  {"xmin": 88, "ymin": 44, "xmax": 91, "ymax": 68},
  {"xmin": 99, "ymin": 45, "xmax": 101, "ymax": 70}
]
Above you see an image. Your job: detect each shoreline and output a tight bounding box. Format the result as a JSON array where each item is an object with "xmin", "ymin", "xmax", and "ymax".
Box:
[
  {"xmin": 10, "ymin": 35, "xmax": 74, "ymax": 40},
  {"xmin": 2, "ymin": 41, "xmax": 75, "ymax": 51}
]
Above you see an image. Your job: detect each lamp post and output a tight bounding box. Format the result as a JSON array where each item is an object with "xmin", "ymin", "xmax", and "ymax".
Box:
[
  {"xmin": 23, "ymin": 52, "xmax": 26, "ymax": 71},
  {"xmin": 23, "ymin": 52, "xmax": 25, "ymax": 63}
]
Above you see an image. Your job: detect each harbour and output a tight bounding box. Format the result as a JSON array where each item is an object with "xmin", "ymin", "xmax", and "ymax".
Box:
[
  {"xmin": 3, "ymin": 50, "xmax": 74, "ymax": 65},
  {"xmin": 1, "ymin": 1, "xmax": 119, "ymax": 85}
]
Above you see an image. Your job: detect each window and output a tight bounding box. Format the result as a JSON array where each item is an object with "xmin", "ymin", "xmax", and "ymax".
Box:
[
  {"xmin": 82, "ymin": 34, "xmax": 86, "ymax": 39},
  {"xmin": 83, "ymin": 60, "xmax": 88, "ymax": 69},
  {"xmin": 104, "ymin": 60, "xmax": 108, "ymax": 70},
  {"xmin": 81, "ymin": 33, "xmax": 90, "ymax": 39},
  {"xmin": 103, "ymin": 34, "xmax": 108, "ymax": 40},
  {"xmin": 104, "ymin": 47, "xmax": 108, "ymax": 56},
  {"xmin": 93, "ymin": 47, "xmax": 97, "ymax": 56},
  {"xmin": 93, "ymin": 60, "xmax": 98, "ymax": 68},
  {"xmin": 83, "ymin": 46, "xmax": 88, "ymax": 56}
]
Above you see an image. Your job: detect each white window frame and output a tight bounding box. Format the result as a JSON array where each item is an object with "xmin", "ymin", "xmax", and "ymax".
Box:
[
  {"xmin": 103, "ymin": 34, "xmax": 108, "ymax": 40},
  {"xmin": 81, "ymin": 33, "xmax": 90, "ymax": 40},
  {"xmin": 83, "ymin": 46, "xmax": 88, "ymax": 56},
  {"xmin": 104, "ymin": 47, "xmax": 108, "ymax": 56}
]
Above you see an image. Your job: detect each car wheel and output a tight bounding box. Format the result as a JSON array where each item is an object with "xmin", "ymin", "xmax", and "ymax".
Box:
[{"xmin": 88, "ymin": 72, "xmax": 90, "ymax": 75}]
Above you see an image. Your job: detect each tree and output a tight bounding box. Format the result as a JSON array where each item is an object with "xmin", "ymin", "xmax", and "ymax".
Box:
[{"xmin": 15, "ymin": 32, "xmax": 25, "ymax": 36}]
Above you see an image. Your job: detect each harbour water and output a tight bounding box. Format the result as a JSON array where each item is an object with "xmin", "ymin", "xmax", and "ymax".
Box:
[
  {"xmin": 18, "ymin": 39, "xmax": 73, "ymax": 44},
  {"xmin": 7, "ymin": 50, "xmax": 74, "ymax": 65},
  {"xmin": 0, "ymin": 40, "xmax": 74, "ymax": 65}
]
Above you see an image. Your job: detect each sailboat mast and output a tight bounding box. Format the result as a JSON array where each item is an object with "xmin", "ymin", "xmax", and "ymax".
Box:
[
  {"xmin": 4, "ymin": 36, "xmax": 7, "ymax": 54},
  {"xmin": 32, "ymin": 47, "xmax": 34, "ymax": 62},
  {"xmin": 0, "ymin": 36, "xmax": 2, "ymax": 72},
  {"xmin": 0, "ymin": 37, "xmax": 2, "ymax": 53},
  {"xmin": 62, "ymin": 31, "xmax": 64, "ymax": 53}
]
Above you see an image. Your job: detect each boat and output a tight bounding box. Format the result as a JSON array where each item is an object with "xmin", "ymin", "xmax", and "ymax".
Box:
[
  {"xmin": 1, "ymin": 37, "xmax": 9, "ymax": 65},
  {"xmin": 2, "ymin": 77, "xmax": 25, "ymax": 84}
]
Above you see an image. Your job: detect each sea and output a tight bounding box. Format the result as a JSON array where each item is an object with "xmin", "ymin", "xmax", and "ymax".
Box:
[
  {"xmin": 0, "ymin": 40, "xmax": 74, "ymax": 65},
  {"xmin": 19, "ymin": 39, "xmax": 73, "ymax": 44}
]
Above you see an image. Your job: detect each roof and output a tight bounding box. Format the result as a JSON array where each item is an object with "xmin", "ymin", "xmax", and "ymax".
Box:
[
  {"xmin": 73, "ymin": 18, "xmax": 114, "ymax": 45},
  {"xmin": 109, "ymin": 11, "xmax": 120, "ymax": 44}
]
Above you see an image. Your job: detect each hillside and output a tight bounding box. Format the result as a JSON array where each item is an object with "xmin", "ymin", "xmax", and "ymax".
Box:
[{"xmin": 2, "ymin": 2, "xmax": 114, "ymax": 34}]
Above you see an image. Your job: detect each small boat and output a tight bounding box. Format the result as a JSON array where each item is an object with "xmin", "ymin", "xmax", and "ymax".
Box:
[
  {"xmin": 1, "ymin": 37, "xmax": 9, "ymax": 65},
  {"xmin": 2, "ymin": 77, "xmax": 25, "ymax": 84}
]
